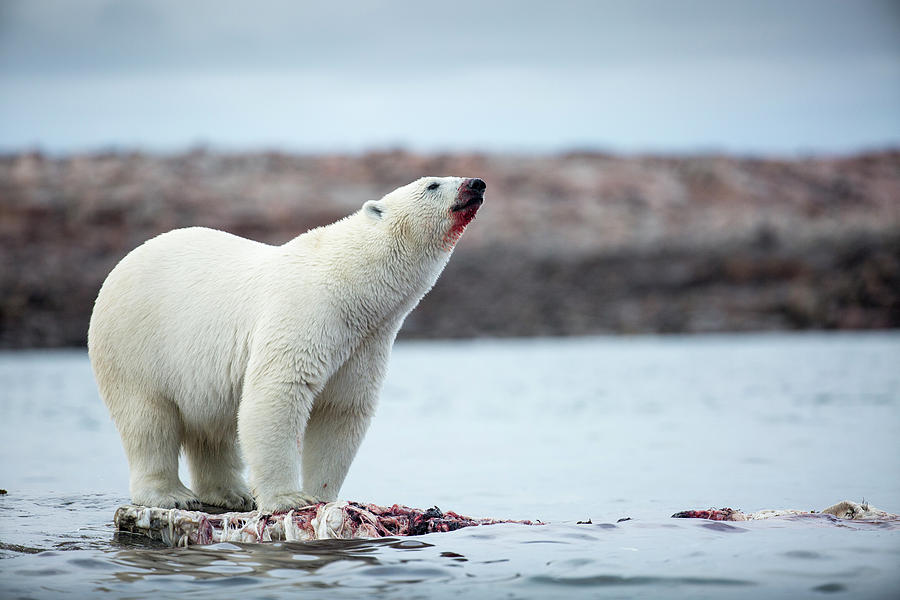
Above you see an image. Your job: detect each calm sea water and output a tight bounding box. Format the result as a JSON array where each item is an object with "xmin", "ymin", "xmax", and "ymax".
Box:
[{"xmin": 1, "ymin": 333, "xmax": 899, "ymax": 598}]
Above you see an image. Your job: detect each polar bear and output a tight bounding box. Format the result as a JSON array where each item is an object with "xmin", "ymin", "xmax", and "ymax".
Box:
[{"xmin": 88, "ymin": 176, "xmax": 485, "ymax": 512}]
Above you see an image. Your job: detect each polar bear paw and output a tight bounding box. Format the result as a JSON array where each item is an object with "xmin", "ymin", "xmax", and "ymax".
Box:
[
  {"xmin": 198, "ymin": 485, "xmax": 256, "ymax": 512},
  {"xmin": 132, "ymin": 483, "xmax": 202, "ymax": 510},
  {"xmin": 256, "ymin": 491, "xmax": 323, "ymax": 514}
]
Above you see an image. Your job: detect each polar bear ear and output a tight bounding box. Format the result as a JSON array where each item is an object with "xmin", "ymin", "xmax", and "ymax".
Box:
[{"xmin": 363, "ymin": 200, "xmax": 385, "ymax": 221}]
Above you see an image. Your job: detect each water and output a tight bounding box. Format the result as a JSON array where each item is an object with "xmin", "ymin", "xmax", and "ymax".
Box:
[{"xmin": 2, "ymin": 332, "xmax": 899, "ymax": 598}]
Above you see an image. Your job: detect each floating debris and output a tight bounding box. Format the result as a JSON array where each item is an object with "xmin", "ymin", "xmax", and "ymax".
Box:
[
  {"xmin": 672, "ymin": 501, "xmax": 899, "ymax": 522},
  {"xmin": 115, "ymin": 501, "xmax": 537, "ymax": 547},
  {"xmin": 113, "ymin": 499, "xmax": 898, "ymax": 547}
]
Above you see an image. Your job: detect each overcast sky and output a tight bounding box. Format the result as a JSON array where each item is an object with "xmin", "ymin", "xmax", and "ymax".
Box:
[{"xmin": 1, "ymin": 0, "xmax": 898, "ymax": 154}]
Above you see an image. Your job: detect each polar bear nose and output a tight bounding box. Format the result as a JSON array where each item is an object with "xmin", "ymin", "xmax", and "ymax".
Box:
[{"xmin": 466, "ymin": 178, "xmax": 486, "ymax": 192}]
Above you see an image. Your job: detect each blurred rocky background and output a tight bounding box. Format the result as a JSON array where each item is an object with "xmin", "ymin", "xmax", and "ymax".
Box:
[{"xmin": 2, "ymin": 149, "xmax": 898, "ymax": 348}]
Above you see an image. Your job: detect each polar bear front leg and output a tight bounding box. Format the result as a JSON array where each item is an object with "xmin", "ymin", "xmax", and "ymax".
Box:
[
  {"xmin": 301, "ymin": 335, "xmax": 389, "ymax": 501},
  {"xmin": 301, "ymin": 403, "xmax": 374, "ymax": 502},
  {"xmin": 238, "ymin": 375, "xmax": 322, "ymax": 513}
]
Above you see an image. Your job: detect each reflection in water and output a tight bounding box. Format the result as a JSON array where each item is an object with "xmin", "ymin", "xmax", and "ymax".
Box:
[
  {"xmin": 106, "ymin": 536, "xmax": 443, "ymax": 592},
  {"xmin": 529, "ymin": 574, "xmax": 754, "ymax": 588}
]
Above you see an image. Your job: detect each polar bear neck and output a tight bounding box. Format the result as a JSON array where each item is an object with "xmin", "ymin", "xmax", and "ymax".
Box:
[{"xmin": 283, "ymin": 211, "xmax": 452, "ymax": 327}]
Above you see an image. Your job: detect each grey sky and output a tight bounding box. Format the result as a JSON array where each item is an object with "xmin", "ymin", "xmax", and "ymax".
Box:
[{"xmin": 1, "ymin": 0, "xmax": 898, "ymax": 154}]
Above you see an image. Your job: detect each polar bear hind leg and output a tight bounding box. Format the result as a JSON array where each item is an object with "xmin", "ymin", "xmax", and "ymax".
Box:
[
  {"xmin": 183, "ymin": 433, "xmax": 255, "ymax": 511},
  {"xmin": 108, "ymin": 388, "xmax": 202, "ymax": 509}
]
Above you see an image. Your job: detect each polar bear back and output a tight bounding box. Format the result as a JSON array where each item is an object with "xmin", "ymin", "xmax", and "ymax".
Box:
[{"xmin": 89, "ymin": 227, "xmax": 278, "ymax": 427}]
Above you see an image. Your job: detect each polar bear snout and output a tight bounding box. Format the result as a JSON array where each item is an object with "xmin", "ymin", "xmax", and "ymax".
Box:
[
  {"xmin": 452, "ymin": 178, "xmax": 486, "ymax": 212},
  {"xmin": 466, "ymin": 178, "xmax": 486, "ymax": 192}
]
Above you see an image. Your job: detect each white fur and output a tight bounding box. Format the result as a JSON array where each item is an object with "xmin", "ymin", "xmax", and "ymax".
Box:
[{"xmin": 88, "ymin": 177, "xmax": 479, "ymax": 512}]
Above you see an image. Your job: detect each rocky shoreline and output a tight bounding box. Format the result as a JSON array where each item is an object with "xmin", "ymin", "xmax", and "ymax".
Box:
[{"xmin": 2, "ymin": 150, "xmax": 898, "ymax": 347}]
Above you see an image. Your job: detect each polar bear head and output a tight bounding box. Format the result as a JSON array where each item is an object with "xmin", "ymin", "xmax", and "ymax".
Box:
[{"xmin": 362, "ymin": 177, "xmax": 485, "ymax": 252}]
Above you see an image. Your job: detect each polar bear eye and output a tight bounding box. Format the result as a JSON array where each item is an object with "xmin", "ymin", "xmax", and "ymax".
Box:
[{"xmin": 426, "ymin": 182, "xmax": 440, "ymax": 191}]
